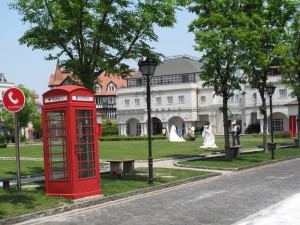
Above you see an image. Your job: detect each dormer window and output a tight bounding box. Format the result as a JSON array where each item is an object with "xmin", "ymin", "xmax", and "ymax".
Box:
[
  {"xmin": 95, "ymin": 84, "xmax": 102, "ymax": 92},
  {"xmin": 107, "ymin": 82, "xmax": 116, "ymax": 91}
]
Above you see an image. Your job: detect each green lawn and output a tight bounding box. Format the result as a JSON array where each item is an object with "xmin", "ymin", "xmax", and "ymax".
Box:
[
  {"xmin": 0, "ymin": 168, "xmax": 210, "ymax": 219},
  {"xmin": 178, "ymin": 147, "xmax": 300, "ymax": 169},
  {"xmin": 0, "ymin": 136, "xmax": 295, "ymax": 160}
]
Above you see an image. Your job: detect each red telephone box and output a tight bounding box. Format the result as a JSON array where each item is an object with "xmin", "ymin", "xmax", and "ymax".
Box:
[{"xmin": 42, "ymin": 85, "xmax": 102, "ymax": 199}]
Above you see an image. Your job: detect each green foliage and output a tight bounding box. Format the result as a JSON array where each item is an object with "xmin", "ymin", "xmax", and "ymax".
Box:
[
  {"xmin": 0, "ymin": 134, "xmax": 6, "ymax": 144},
  {"xmin": 0, "ymin": 111, "xmax": 14, "ymax": 134},
  {"xmin": 32, "ymin": 112, "xmax": 42, "ymax": 137},
  {"xmin": 188, "ymin": 0, "xmax": 298, "ymax": 155},
  {"xmin": 273, "ymin": 131, "xmax": 290, "ymax": 138},
  {"xmin": 101, "ymin": 118, "xmax": 118, "ymax": 136},
  {"xmin": 188, "ymin": 0, "xmax": 250, "ymax": 159},
  {"xmin": 17, "ymin": 85, "xmax": 36, "ymax": 129},
  {"xmin": 10, "ymin": 0, "xmax": 180, "ymax": 91},
  {"xmin": 245, "ymin": 123, "xmax": 260, "ymax": 134},
  {"xmin": 20, "ymin": 135, "xmax": 26, "ymax": 142}
]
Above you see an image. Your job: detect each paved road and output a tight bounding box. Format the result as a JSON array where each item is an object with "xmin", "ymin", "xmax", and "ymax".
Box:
[{"xmin": 18, "ymin": 158, "xmax": 300, "ymax": 225}]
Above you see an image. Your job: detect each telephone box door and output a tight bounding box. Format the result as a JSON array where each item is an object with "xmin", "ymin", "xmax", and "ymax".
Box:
[{"xmin": 74, "ymin": 108, "xmax": 100, "ymax": 193}]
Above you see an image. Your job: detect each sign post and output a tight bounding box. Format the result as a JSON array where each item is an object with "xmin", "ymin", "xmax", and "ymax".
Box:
[{"xmin": 3, "ymin": 87, "xmax": 25, "ymax": 191}]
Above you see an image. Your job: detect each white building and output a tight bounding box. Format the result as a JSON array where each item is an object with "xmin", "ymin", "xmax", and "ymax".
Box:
[
  {"xmin": 116, "ymin": 55, "xmax": 297, "ymax": 136},
  {"xmin": 0, "ymin": 73, "xmax": 15, "ymax": 136}
]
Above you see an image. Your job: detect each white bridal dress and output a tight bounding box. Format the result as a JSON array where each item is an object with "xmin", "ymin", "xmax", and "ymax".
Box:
[
  {"xmin": 199, "ymin": 124, "xmax": 217, "ymax": 148},
  {"xmin": 168, "ymin": 125, "xmax": 186, "ymax": 142}
]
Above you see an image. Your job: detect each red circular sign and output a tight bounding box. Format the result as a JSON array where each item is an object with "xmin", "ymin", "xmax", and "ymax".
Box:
[{"xmin": 3, "ymin": 87, "xmax": 25, "ymax": 113}]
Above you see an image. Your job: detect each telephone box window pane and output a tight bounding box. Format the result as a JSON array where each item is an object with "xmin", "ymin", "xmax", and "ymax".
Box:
[
  {"xmin": 46, "ymin": 110, "xmax": 68, "ymax": 180},
  {"xmin": 75, "ymin": 110, "xmax": 96, "ymax": 179}
]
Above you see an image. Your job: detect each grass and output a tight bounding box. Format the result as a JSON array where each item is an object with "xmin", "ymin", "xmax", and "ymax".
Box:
[
  {"xmin": 0, "ymin": 160, "xmax": 44, "ymax": 179},
  {"xmin": 0, "ymin": 168, "xmax": 210, "ymax": 219},
  {"xmin": 101, "ymin": 168, "xmax": 210, "ymax": 196},
  {"xmin": 178, "ymin": 148, "xmax": 300, "ymax": 169},
  {"xmin": 0, "ymin": 136, "xmax": 295, "ymax": 160},
  {"xmin": 0, "ymin": 186, "xmax": 73, "ymax": 219}
]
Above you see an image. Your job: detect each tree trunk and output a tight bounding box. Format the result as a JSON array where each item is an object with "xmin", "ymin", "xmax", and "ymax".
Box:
[
  {"xmin": 223, "ymin": 97, "xmax": 231, "ymax": 161},
  {"xmin": 259, "ymin": 88, "xmax": 268, "ymax": 153}
]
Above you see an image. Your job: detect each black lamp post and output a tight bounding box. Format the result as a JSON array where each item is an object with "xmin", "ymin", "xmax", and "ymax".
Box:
[
  {"xmin": 266, "ymin": 82, "xmax": 276, "ymax": 159},
  {"xmin": 138, "ymin": 57, "xmax": 157, "ymax": 184}
]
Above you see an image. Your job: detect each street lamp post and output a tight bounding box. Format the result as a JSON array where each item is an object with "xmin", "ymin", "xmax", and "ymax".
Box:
[
  {"xmin": 138, "ymin": 57, "xmax": 157, "ymax": 184},
  {"xmin": 266, "ymin": 82, "xmax": 276, "ymax": 159}
]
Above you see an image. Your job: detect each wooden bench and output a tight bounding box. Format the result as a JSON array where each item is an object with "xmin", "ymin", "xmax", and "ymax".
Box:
[{"xmin": 106, "ymin": 160, "xmax": 135, "ymax": 176}]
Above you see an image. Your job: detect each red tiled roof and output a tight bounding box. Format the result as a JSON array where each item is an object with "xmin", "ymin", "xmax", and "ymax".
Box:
[
  {"xmin": 48, "ymin": 65, "xmax": 136, "ymax": 95},
  {"xmin": 48, "ymin": 64, "xmax": 71, "ymax": 87},
  {"xmin": 94, "ymin": 72, "xmax": 129, "ymax": 96}
]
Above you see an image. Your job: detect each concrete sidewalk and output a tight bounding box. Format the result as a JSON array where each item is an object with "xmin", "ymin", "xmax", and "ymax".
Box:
[{"xmin": 234, "ymin": 192, "xmax": 300, "ymax": 225}]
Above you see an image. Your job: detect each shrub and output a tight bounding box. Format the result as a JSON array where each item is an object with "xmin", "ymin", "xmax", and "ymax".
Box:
[
  {"xmin": 20, "ymin": 135, "xmax": 26, "ymax": 142},
  {"xmin": 274, "ymin": 131, "xmax": 290, "ymax": 138},
  {"xmin": 101, "ymin": 118, "xmax": 118, "ymax": 136},
  {"xmin": 0, "ymin": 143, "xmax": 7, "ymax": 148},
  {"xmin": 245, "ymin": 123, "xmax": 260, "ymax": 134},
  {"xmin": 0, "ymin": 134, "xmax": 5, "ymax": 144}
]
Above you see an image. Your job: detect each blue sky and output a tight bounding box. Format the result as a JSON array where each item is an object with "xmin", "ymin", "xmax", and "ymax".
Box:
[{"xmin": 0, "ymin": 1, "xmax": 199, "ymax": 99}]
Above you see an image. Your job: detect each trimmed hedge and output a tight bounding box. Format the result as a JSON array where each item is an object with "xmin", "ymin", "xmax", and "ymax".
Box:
[
  {"xmin": 99, "ymin": 135, "xmax": 167, "ymax": 141},
  {"xmin": 274, "ymin": 131, "xmax": 290, "ymax": 138},
  {"xmin": 0, "ymin": 143, "xmax": 7, "ymax": 148}
]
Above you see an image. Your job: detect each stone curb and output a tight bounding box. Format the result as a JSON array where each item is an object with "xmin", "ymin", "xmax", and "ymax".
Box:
[
  {"xmin": 0, "ymin": 173, "xmax": 221, "ymax": 225},
  {"xmin": 174, "ymin": 155, "xmax": 300, "ymax": 172}
]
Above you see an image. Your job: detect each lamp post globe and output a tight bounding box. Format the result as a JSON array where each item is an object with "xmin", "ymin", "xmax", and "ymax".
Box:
[{"xmin": 138, "ymin": 57, "xmax": 157, "ymax": 184}]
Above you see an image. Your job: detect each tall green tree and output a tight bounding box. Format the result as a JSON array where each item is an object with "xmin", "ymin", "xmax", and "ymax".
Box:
[
  {"xmin": 32, "ymin": 111, "xmax": 42, "ymax": 140},
  {"xmin": 243, "ymin": 0, "xmax": 297, "ymax": 152},
  {"xmin": 18, "ymin": 85, "xmax": 37, "ymax": 133},
  {"xmin": 188, "ymin": 1, "xmax": 249, "ymax": 160},
  {"xmin": 10, "ymin": 0, "xmax": 179, "ymax": 91},
  {"xmin": 274, "ymin": 5, "xmax": 300, "ymax": 147}
]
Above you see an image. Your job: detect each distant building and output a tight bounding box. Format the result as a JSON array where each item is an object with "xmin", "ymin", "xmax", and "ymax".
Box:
[
  {"xmin": 48, "ymin": 64, "xmax": 129, "ymax": 123},
  {"xmin": 116, "ymin": 55, "xmax": 297, "ymax": 136},
  {"xmin": 0, "ymin": 73, "xmax": 15, "ymax": 136}
]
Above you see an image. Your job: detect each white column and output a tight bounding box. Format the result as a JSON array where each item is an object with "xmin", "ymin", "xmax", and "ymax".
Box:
[
  {"xmin": 260, "ymin": 119, "xmax": 264, "ymax": 134},
  {"xmin": 184, "ymin": 122, "xmax": 191, "ymax": 133}
]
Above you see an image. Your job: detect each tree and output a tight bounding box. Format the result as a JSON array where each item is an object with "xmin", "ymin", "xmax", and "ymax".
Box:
[
  {"xmin": 0, "ymin": 110, "xmax": 14, "ymax": 139},
  {"xmin": 102, "ymin": 118, "xmax": 118, "ymax": 136},
  {"xmin": 10, "ymin": 0, "xmax": 180, "ymax": 91},
  {"xmin": 32, "ymin": 111, "xmax": 42, "ymax": 140},
  {"xmin": 242, "ymin": 0, "xmax": 297, "ymax": 152},
  {"xmin": 274, "ymin": 4, "xmax": 300, "ymax": 147},
  {"xmin": 188, "ymin": 0, "xmax": 297, "ymax": 158},
  {"xmin": 188, "ymin": 1, "xmax": 249, "ymax": 160},
  {"xmin": 17, "ymin": 85, "xmax": 37, "ymax": 134}
]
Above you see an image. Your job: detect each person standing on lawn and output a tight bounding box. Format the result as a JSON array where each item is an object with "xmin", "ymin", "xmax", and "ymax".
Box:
[{"xmin": 231, "ymin": 121, "xmax": 238, "ymax": 146}]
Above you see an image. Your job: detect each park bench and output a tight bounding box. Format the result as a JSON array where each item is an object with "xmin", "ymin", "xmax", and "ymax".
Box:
[{"xmin": 106, "ymin": 160, "xmax": 135, "ymax": 177}]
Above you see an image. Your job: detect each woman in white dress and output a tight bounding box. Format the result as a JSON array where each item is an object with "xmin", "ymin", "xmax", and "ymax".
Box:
[
  {"xmin": 168, "ymin": 125, "xmax": 186, "ymax": 142},
  {"xmin": 200, "ymin": 123, "xmax": 217, "ymax": 148}
]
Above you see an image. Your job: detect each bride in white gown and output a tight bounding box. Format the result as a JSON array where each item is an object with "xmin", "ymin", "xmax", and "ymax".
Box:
[
  {"xmin": 168, "ymin": 125, "xmax": 186, "ymax": 142},
  {"xmin": 199, "ymin": 123, "xmax": 217, "ymax": 148}
]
